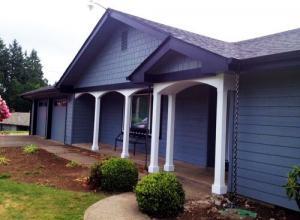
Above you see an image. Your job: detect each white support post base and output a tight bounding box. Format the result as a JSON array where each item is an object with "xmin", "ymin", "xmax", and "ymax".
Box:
[
  {"xmin": 91, "ymin": 96, "xmax": 101, "ymax": 151},
  {"xmin": 212, "ymin": 184, "xmax": 227, "ymax": 194},
  {"xmin": 148, "ymin": 92, "xmax": 162, "ymax": 173},
  {"xmin": 212, "ymin": 85, "xmax": 228, "ymax": 195},
  {"xmin": 121, "ymin": 95, "xmax": 131, "ymax": 159},
  {"xmin": 164, "ymin": 94, "xmax": 176, "ymax": 172}
]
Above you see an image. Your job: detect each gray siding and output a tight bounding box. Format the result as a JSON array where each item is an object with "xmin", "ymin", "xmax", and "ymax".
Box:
[
  {"xmin": 72, "ymin": 94, "xmax": 95, "ymax": 143},
  {"xmin": 65, "ymin": 95, "xmax": 74, "ymax": 145},
  {"xmin": 100, "ymin": 92, "xmax": 124, "ymax": 145},
  {"xmin": 236, "ymin": 71, "xmax": 300, "ymax": 211},
  {"xmin": 75, "ymin": 25, "xmax": 162, "ymax": 88},
  {"xmin": 159, "ymin": 85, "xmax": 211, "ymax": 166},
  {"xmin": 149, "ymin": 50, "xmax": 202, "ymax": 74}
]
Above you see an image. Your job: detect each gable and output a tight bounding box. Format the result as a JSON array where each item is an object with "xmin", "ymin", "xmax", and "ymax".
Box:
[
  {"xmin": 74, "ymin": 24, "xmax": 162, "ymax": 88},
  {"xmin": 147, "ymin": 50, "xmax": 202, "ymax": 75}
]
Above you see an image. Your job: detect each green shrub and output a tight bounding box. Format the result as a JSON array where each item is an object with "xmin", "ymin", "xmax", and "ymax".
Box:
[
  {"xmin": 101, "ymin": 158, "xmax": 138, "ymax": 192},
  {"xmin": 135, "ymin": 172, "xmax": 185, "ymax": 218},
  {"xmin": 284, "ymin": 166, "xmax": 300, "ymax": 209},
  {"xmin": 23, "ymin": 144, "xmax": 38, "ymax": 154},
  {"xmin": 66, "ymin": 160, "xmax": 79, "ymax": 168},
  {"xmin": 0, "ymin": 156, "xmax": 10, "ymax": 165},
  {"xmin": 88, "ymin": 161, "xmax": 103, "ymax": 189}
]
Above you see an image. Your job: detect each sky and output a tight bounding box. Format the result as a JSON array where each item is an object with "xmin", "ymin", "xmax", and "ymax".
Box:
[{"xmin": 0, "ymin": 0, "xmax": 299, "ymax": 84}]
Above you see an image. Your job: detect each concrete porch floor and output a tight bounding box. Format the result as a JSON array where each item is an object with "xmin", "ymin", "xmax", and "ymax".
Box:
[
  {"xmin": 0, "ymin": 135, "xmax": 215, "ymax": 200},
  {"xmin": 74, "ymin": 142, "xmax": 214, "ymax": 199}
]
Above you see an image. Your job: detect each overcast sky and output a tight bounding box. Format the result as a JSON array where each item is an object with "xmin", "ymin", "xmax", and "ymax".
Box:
[{"xmin": 0, "ymin": 0, "xmax": 299, "ymax": 84}]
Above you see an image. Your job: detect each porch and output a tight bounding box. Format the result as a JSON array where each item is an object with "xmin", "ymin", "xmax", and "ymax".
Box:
[{"xmin": 72, "ymin": 73, "xmax": 235, "ymax": 195}]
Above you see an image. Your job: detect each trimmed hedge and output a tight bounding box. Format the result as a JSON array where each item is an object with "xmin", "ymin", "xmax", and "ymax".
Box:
[
  {"xmin": 135, "ymin": 172, "xmax": 185, "ymax": 218},
  {"xmin": 89, "ymin": 157, "xmax": 139, "ymax": 192}
]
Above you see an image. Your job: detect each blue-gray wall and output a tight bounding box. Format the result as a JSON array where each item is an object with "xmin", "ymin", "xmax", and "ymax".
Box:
[
  {"xmin": 75, "ymin": 25, "xmax": 162, "ymax": 88},
  {"xmin": 72, "ymin": 94, "xmax": 95, "ymax": 143},
  {"xmin": 236, "ymin": 70, "xmax": 300, "ymax": 211},
  {"xmin": 159, "ymin": 85, "xmax": 212, "ymax": 166},
  {"xmin": 100, "ymin": 92, "xmax": 124, "ymax": 145}
]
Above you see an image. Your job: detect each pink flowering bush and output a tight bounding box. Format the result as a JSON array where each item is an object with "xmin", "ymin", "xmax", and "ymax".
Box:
[{"xmin": 0, "ymin": 96, "xmax": 11, "ymax": 122}]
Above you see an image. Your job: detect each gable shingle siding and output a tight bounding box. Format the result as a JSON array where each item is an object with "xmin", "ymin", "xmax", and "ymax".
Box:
[
  {"xmin": 75, "ymin": 25, "xmax": 162, "ymax": 88},
  {"xmin": 235, "ymin": 70, "xmax": 300, "ymax": 211},
  {"xmin": 149, "ymin": 51, "xmax": 202, "ymax": 74}
]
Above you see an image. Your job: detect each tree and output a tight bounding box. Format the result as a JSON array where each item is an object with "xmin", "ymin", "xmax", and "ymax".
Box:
[
  {"xmin": 0, "ymin": 95, "xmax": 11, "ymax": 121},
  {"xmin": 0, "ymin": 38, "xmax": 48, "ymax": 112}
]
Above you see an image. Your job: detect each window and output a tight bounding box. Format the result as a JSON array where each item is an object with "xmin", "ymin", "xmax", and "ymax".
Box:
[
  {"xmin": 131, "ymin": 94, "xmax": 151, "ymax": 130},
  {"xmin": 121, "ymin": 30, "xmax": 128, "ymax": 51}
]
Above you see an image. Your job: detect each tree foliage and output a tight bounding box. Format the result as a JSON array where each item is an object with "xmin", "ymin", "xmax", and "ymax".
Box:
[
  {"xmin": 0, "ymin": 95, "xmax": 11, "ymax": 121},
  {"xmin": 0, "ymin": 38, "xmax": 48, "ymax": 112}
]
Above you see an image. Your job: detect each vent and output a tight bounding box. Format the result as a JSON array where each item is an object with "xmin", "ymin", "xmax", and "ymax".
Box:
[{"xmin": 121, "ymin": 31, "xmax": 128, "ymax": 51}]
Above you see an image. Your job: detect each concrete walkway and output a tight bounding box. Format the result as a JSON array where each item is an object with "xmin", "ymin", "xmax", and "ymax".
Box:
[{"xmin": 84, "ymin": 193, "xmax": 150, "ymax": 220}]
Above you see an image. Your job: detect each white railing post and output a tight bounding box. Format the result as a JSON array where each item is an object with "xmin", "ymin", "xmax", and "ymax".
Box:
[
  {"xmin": 92, "ymin": 96, "xmax": 101, "ymax": 151},
  {"xmin": 148, "ymin": 91, "xmax": 162, "ymax": 173},
  {"xmin": 164, "ymin": 94, "xmax": 176, "ymax": 172},
  {"xmin": 121, "ymin": 95, "xmax": 132, "ymax": 158}
]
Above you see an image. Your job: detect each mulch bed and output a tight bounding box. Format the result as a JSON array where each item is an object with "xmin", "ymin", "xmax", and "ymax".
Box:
[
  {"xmin": 178, "ymin": 195, "xmax": 300, "ymax": 220},
  {"xmin": 0, "ymin": 147, "xmax": 91, "ymax": 192}
]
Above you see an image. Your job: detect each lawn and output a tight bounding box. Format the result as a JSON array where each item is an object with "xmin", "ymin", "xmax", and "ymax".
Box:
[
  {"xmin": 0, "ymin": 131, "xmax": 29, "ymax": 135},
  {"xmin": 0, "ymin": 178, "xmax": 104, "ymax": 220}
]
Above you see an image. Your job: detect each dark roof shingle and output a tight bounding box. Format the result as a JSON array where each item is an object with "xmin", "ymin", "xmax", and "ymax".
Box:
[{"xmin": 110, "ymin": 9, "xmax": 300, "ymax": 59}]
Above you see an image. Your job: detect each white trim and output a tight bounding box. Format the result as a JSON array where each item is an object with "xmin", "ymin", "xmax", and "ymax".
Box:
[
  {"xmin": 121, "ymin": 95, "xmax": 132, "ymax": 158},
  {"xmin": 212, "ymin": 86, "xmax": 228, "ymax": 194},
  {"xmin": 91, "ymin": 96, "xmax": 101, "ymax": 151},
  {"xmin": 164, "ymin": 94, "xmax": 176, "ymax": 172},
  {"xmin": 148, "ymin": 91, "xmax": 161, "ymax": 173}
]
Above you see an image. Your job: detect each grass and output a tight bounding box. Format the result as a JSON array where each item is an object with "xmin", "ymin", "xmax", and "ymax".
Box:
[
  {"xmin": 0, "ymin": 131, "xmax": 29, "ymax": 135},
  {"xmin": 0, "ymin": 179, "xmax": 105, "ymax": 220}
]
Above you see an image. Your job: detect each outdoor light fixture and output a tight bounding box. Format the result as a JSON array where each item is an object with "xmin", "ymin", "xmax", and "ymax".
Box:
[{"xmin": 87, "ymin": 0, "xmax": 107, "ymax": 11}]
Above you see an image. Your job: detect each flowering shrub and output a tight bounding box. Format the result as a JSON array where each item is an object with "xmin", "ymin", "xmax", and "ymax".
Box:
[{"xmin": 0, "ymin": 96, "xmax": 11, "ymax": 121}]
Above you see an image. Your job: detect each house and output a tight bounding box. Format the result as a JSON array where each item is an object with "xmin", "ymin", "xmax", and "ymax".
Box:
[
  {"xmin": 21, "ymin": 9, "xmax": 300, "ymax": 211},
  {"xmin": 0, "ymin": 112, "xmax": 30, "ymax": 131}
]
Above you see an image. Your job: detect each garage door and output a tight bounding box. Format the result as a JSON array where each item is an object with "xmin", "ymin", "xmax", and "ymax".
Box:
[
  {"xmin": 51, "ymin": 98, "xmax": 67, "ymax": 142},
  {"xmin": 36, "ymin": 100, "xmax": 48, "ymax": 137}
]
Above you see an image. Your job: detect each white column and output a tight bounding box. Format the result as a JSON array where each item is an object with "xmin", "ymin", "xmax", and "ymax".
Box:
[
  {"xmin": 212, "ymin": 86, "xmax": 228, "ymax": 194},
  {"xmin": 148, "ymin": 92, "xmax": 162, "ymax": 173},
  {"xmin": 121, "ymin": 95, "xmax": 132, "ymax": 158},
  {"xmin": 164, "ymin": 94, "xmax": 176, "ymax": 172},
  {"xmin": 91, "ymin": 96, "xmax": 101, "ymax": 151}
]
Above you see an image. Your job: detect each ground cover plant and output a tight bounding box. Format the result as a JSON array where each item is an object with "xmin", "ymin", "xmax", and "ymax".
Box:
[{"xmin": 23, "ymin": 144, "xmax": 39, "ymax": 154}]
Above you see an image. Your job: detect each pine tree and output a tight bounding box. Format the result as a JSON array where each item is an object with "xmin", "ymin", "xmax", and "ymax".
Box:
[{"xmin": 0, "ymin": 38, "xmax": 48, "ymax": 112}]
